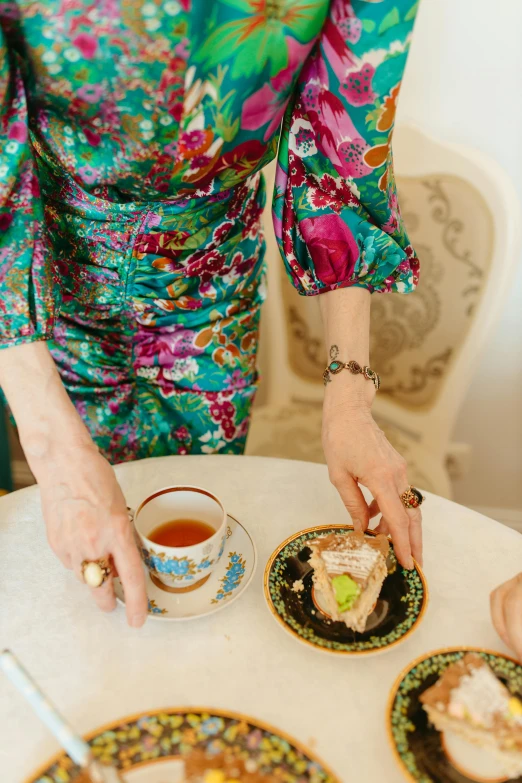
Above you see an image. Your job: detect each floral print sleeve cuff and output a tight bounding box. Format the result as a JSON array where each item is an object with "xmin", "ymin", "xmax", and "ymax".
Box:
[
  {"xmin": 273, "ymin": 0, "xmax": 420, "ymax": 296},
  {"xmin": 0, "ymin": 24, "xmax": 57, "ymax": 348}
]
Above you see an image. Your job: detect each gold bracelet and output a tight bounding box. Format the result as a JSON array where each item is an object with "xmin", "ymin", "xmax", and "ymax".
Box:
[{"xmin": 323, "ymin": 358, "xmax": 381, "ymax": 390}]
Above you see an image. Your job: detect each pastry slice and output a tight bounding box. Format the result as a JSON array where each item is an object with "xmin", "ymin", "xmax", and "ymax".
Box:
[
  {"xmin": 420, "ymin": 653, "xmax": 522, "ymax": 777},
  {"xmin": 308, "ymin": 531, "xmax": 389, "ymax": 632},
  {"xmin": 184, "ymin": 750, "xmax": 270, "ymax": 782}
]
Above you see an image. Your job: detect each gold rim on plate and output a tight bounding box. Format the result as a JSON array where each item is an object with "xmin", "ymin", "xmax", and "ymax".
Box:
[
  {"xmin": 25, "ymin": 705, "xmax": 341, "ymax": 783},
  {"xmin": 264, "ymin": 524, "xmax": 429, "ymax": 656}
]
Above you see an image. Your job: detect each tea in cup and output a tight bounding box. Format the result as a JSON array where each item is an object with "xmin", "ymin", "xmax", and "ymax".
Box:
[{"xmin": 133, "ymin": 486, "xmax": 227, "ymax": 592}]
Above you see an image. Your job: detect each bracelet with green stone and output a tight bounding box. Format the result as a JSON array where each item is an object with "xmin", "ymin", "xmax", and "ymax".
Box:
[{"xmin": 322, "ymin": 358, "xmax": 381, "ymax": 390}]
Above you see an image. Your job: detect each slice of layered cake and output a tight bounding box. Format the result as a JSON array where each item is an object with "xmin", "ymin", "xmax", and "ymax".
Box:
[
  {"xmin": 308, "ymin": 530, "xmax": 389, "ymax": 632},
  {"xmin": 184, "ymin": 751, "xmax": 270, "ymax": 782},
  {"xmin": 420, "ymin": 653, "xmax": 522, "ymax": 777}
]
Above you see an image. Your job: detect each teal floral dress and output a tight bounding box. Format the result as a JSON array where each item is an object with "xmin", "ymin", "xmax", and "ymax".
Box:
[{"xmin": 0, "ymin": 0, "xmax": 419, "ymax": 463}]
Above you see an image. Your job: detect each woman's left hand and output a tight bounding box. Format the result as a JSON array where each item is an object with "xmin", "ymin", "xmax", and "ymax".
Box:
[
  {"xmin": 490, "ymin": 574, "xmax": 522, "ymax": 661},
  {"xmin": 322, "ymin": 374, "xmax": 422, "ymax": 570}
]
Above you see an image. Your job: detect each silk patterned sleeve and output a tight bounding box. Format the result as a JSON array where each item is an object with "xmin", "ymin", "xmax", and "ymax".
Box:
[
  {"xmin": 273, "ymin": 0, "xmax": 420, "ymax": 296},
  {"xmin": 0, "ymin": 23, "xmax": 56, "ymax": 349}
]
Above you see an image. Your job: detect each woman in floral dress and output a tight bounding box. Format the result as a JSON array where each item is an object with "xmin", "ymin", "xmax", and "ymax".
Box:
[{"xmin": 0, "ymin": 0, "xmax": 423, "ymax": 625}]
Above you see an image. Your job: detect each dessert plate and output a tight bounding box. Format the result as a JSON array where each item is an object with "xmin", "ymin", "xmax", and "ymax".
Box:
[
  {"xmin": 115, "ymin": 514, "xmax": 255, "ymax": 621},
  {"xmin": 388, "ymin": 647, "xmax": 522, "ymax": 782},
  {"xmin": 264, "ymin": 525, "xmax": 428, "ymax": 656},
  {"xmin": 25, "ymin": 707, "xmax": 340, "ymax": 783}
]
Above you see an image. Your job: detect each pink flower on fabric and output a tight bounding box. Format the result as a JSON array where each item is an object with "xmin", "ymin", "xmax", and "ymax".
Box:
[
  {"xmin": 78, "ymin": 164, "xmax": 100, "ymax": 184},
  {"xmin": 182, "ymin": 130, "xmax": 207, "ymax": 150},
  {"xmin": 337, "ymin": 11, "xmax": 362, "ymax": 44},
  {"xmin": 164, "ymin": 142, "xmax": 178, "ymax": 157},
  {"xmin": 337, "ymin": 137, "xmax": 373, "ymax": 178},
  {"xmin": 77, "ymin": 84, "xmax": 104, "ymax": 104},
  {"xmin": 382, "ymin": 213, "xmax": 399, "ymax": 234},
  {"xmin": 174, "ymin": 37, "xmax": 190, "ymax": 59},
  {"xmin": 8, "ymin": 121, "xmax": 28, "ymax": 143},
  {"xmin": 72, "ymin": 33, "xmax": 98, "ymax": 59},
  {"xmin": 0, "ymin": 3, "xmax": 18, "ymax": 19},
  {"xmin": 314, "ymin": 91, "xmax": 359, "ymax": 169},
  {"xmin": 300, "ymin": 215, "xmax": 359, "ymax": 286},
  {"xmin": 134, "ymin": 326, "xmax": 201, "ymax": 368},
  {"xmin": 340, "ymin": 63, "xmax": 376, "ymax": 106},
  {"xmin": 331, "ymin": 0, "xmax": 363, "ymax": 44},
  {"xmin": 190, "ymin": 154, "xmax": 211, "ymax": 169}
]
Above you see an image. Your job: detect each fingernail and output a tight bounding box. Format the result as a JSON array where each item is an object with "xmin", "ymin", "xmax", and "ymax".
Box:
[
  {"xmin": 352, "ymin": 518, "xmax": 362, "ymax": 530},
  {"xmin": 130, "ymin": 614, "xmax": 145, "ymax": 628},
  {"xmin": 407, "ymin": 558, "xmax": 414, "ymax": 570}
]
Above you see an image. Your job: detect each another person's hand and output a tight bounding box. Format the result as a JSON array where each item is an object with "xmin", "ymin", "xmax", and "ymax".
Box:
[
  {"xmin": 322, "ymin": 375, "xmax": 422, "ymax": 569},
  {"xmin": 0, "ymin": 341, "xmax": 148, "ymax": 627},
  {"xmin": 490, "ymin": 574, "xmax": 522, "ymax": 660}
]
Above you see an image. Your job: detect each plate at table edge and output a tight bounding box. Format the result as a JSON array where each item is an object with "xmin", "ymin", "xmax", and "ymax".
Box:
[
  {"xmin": 24, "ymin": 706, "xmax": 341, "ymax": 783},
  {"xmin": 387, "ymin": 646, "xmax": 522, "ymax": 783},
  {"xmin": 263, "ymin": 524, "xmax": 428, "ymax": 656},
  {"xmin": 114, "ymin": 514, "xmax": 256, "ymax": 621}
]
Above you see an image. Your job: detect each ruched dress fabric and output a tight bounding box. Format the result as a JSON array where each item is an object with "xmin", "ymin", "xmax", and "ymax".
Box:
[{"xmin": 0, "ymin": 0, "xmax": 419, "ymax": 461}]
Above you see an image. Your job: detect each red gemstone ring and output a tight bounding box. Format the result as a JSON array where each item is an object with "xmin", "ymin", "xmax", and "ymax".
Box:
[{"xmin": 400, "ymin": 486, "xmax": 425, "ymax": 509}]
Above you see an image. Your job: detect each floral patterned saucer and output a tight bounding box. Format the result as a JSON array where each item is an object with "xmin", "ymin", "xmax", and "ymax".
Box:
[
  {"xmin": 388, "ymin": 647, "xmax": 522, "ymax": 783},
  {"xmin": 264, "ymin": 525, "xmax": 428, "ymax": 656},
  {"xmin": 114, "ymin": 515, "xmax": 255, "ymax": 621},
  {"xmin": 26, "ymin": 707, "xmax": 340, "ymax": 783}
]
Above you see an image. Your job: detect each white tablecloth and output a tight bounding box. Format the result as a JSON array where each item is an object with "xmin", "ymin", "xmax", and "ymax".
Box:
[{"xmin": 1, "ymin": 455, "xmax": 521, "ymax": 783}]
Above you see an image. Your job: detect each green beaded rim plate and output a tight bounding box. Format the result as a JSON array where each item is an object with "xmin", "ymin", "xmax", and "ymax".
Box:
[
  {"xmin": 264, "ymin": 525, "xmax": 428, "ymax": 656},
  {"xmin": 25, "ymin": 706, "xmax": 341, "ymax": 783},
  {"xmin": 387, "ymin": 647, "xmax": 522, "ymax": 783}
]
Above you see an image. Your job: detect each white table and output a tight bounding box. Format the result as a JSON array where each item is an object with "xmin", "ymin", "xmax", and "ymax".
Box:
[{"xmin": 1, "ymin": 455, "xmax": 521, "ymax": 783}]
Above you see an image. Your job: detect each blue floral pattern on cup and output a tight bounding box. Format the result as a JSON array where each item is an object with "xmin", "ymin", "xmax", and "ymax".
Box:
[{"xmin": 141, "ymin": 547, "xmax": 215, "ymax": 582}]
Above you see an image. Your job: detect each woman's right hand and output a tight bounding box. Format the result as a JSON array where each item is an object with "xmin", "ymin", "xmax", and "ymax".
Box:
[
  {"xmin": 35, "ymin": 438, "xmax": 148, "ymax": 627},
  {"xmin": 0, "ymin": 341, "xmax": 148, "ymax": 627}
]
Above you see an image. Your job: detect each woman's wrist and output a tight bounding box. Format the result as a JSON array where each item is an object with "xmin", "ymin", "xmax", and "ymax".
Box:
[
  {"xmin": 319, "ymin": 286, "xmax": 374, "ymax": 410},
  {"xmin": 323, "ymin": 370, "xmax": 375, "ymax": 414},
  {"xmin": 0, "ymin": 341, "xmax": 95, "ymax": 479},
  {"xmin": 20, "ymin": 410, "xmax": 94, "ymax": 479}
]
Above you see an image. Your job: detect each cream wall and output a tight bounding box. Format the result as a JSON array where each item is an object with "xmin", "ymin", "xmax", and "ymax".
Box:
[{"xmin": 397, "ymin": 0, "xmax": 522, "ymax": 514}]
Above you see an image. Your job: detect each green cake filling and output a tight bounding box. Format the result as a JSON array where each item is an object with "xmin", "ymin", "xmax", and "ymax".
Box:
[{"xmin": 331, "ymin": 574, "xmax": 361, "ymax": 613}]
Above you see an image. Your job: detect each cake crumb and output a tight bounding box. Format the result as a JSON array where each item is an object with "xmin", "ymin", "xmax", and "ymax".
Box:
[{"xmin": 291, "ymin": 579, "xmax": 304, "ymax": 593}]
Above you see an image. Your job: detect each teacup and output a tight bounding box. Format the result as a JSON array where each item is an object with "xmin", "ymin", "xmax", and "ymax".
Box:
[{"xmin": 133, "ymin": 486, "xmax": 227, "ymax": 592}]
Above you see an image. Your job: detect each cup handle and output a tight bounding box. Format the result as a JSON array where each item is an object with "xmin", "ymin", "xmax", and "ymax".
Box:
[{"xmin": 127, "ymin": 507, "xmax": 141, "ymax": 549}]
